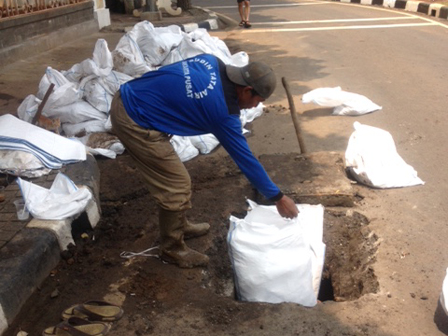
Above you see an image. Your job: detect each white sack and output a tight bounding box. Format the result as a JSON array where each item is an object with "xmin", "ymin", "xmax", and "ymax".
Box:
[
  {"xmin": 0, "ymin": 114, "xmax": 86, "ymax": 168},
  {"xmin": 240, "ymin": 103, "xmax": 264, "ymax": 127},
  {"xmin": 228, "ymin": 200, "xmax": 326, "ymax": 307},
  {"xmin": 345, "ymin": 122, "xmax": 424, "ymax": 188},
  {"xmin": 188, "ymin": 29, "xmax": 232, "ymax": 64},
  {"xmin": 112, "ymin": 22, "xmax": 154, "ymax": 77},
  {"xmin": 36, "ymin": 69, "xmax": 85, "ymax": 119},
  {"xmin": 229, "ymin": 51, "xmax": 249, "ymax": 66},
  {"xmin": 441, "ymin": 268, "xmax": 448, "ymax": 316},
  {"xmin": 17, "ymin": 95, "xmax": 107, "ymax": 124},
  {"xmin": 170, "ymin": 136, "xmax": 199, "ymax": 162},
  {"xmin": 37, "ymin": 67, "xmax": 71, "ymax": 99},
  {"xmin": 63, "ymin": 39, "xmax": 113, "ymax": 82},
  {"xmin": 31, "ymin": 74, "xmax": 82, "ymax": 119},
  {"xmin": 49, "ymin": 100, "xmax": 108, "ymax": 124},
  {"xmin": 81, "ymin": 78, "xmax": 113, "ymax": 113},
  {"xmin": 189, "ymin": 134, "xmax": 220, "ymax": 155},
  {"xmin": 101, "ymin": 71, "xmax": 133, "ymax": 95},
  {"xmin": 0, "ymin": 150, "xmax": 51, "ymax": 178},
  {"xmin": 0, "ymin": 149, "xmax": 46, "ymax": 170},
  {"xmin": 17, "ymin": 173, "xmax": 92, "ymax": 220},
  {"xmin": 17, "ymin": 95, "xmax": 40, "ymax": 122},
  {"xmin": 302, "ymin": 87, "xmax": 382, "ymax": 116},
  {"xmin": 161, "ymin": 36, "xmax": 209, "ymax": 66},
  {"xmin": 91, "ymin": 38, "xmax": 114, "ymax": 77},
  {"xmin": 138, "ymin": 25, "xmax": 184, "ymax": 67},
  {"xmin": 45, "ymin": 82, "xmax": 81, "ymax": 108}
]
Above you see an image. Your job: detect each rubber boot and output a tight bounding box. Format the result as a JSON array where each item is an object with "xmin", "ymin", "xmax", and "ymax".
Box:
[
  {"xmin": 180, "ymin": 212, "xmax": 210, "ymax": 239},
  {"xmin": 159, "ymin": 208, "xmax": 209, "ymax": 268}
]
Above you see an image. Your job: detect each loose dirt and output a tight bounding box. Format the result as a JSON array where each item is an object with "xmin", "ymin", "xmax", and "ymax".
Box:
[{"xmin": 5, "ymin": 128, "xmax": 381, "ymax": 335}]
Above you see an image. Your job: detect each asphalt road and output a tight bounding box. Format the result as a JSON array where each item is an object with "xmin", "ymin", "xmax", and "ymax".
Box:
[{"xmin": 197, "ymin": 0, "xmax": 448, "ymax": 335}]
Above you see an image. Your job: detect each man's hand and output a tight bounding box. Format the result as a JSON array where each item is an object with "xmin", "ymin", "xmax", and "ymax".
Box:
[{"xmin": 275, "ymin": 195, "xmax": 299, "ymax": 219}]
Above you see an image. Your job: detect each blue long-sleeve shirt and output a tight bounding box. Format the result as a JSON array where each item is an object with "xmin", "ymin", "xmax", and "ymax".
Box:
[{"xmin": 120, "ymin": 54, "xmax": 282, "ymax": 202}]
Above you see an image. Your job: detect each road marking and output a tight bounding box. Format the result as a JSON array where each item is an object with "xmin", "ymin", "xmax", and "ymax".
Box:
[
  {"xmin": 203, "ymin": 2, "xmax": 330, "ymax": 9},
  {"xmin": 240, "ymin": 22, "xmax": 438, "ymax": 33},
  {"xmin": 209, "ymin": 0, "xmax": 448, "ymax": 30},
  {"xmin": 343, "ymin": 1, "xmax": 448, "ymax": 29},
  {"xmin": 252, "ymin": 16, "xmax": 419, "ymax": 26}
]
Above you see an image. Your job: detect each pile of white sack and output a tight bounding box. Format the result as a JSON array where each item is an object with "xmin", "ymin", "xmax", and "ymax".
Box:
[{"xmin": 15, "ymin": 21, "xmax": 264, "ymax": 167}]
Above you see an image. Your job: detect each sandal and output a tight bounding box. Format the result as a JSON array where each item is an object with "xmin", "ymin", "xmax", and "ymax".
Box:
[
  {"xmin": 62, "ymin": 301, "xmax": 124, "ymax": 322},
  {"xmin": 244, "ymin": 21, "xmax": 252, "ymax": 28},
  {"xmin": 42, "ymin": 317, "xmax": 111, "ymax": 336},
  {"xmin": 239, "ymin": 20, "xmax": 245, "ymax": 26}
]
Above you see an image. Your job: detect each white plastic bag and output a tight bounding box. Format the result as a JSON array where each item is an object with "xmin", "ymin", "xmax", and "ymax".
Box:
[
  {"xmin": 345, "ymin": 122, "xmax": 424, "ymax": 188},
  {"xmin": 228, "ymin": 200, "xmax": 325, "ymax": 307},
  {"xmin": 17, "ymin": 173, "xmax": 92, "ymax": 220},
  {"xmin": 302, "ymin": 87, "xmax": 382, "ymax": 116}
]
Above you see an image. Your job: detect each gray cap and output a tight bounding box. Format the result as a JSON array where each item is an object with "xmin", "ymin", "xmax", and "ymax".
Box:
[{"xmin": 226, "ymin": 62, "xmax": 277, "ymax": 99}]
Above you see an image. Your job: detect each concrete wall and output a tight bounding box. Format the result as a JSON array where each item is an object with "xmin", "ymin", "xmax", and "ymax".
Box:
[{"xmin": 0, "ymin": 2, "xmax": 99, "ymax": 67}]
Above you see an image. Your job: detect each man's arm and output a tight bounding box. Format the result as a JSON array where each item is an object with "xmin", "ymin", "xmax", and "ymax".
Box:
[{"xmin": 212, "ymin": 116, "xmax": 299, "ymax": 218}]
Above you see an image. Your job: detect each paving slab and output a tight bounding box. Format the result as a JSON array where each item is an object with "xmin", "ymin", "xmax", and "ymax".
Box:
[{"xmin": 258, "ymin": 151, "xmax": 356, "ymax": 207}]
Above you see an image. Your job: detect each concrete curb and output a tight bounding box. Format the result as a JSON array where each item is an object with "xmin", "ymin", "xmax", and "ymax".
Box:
[
  {"xmin": 329, "ymin": 0, "xmax": 448, "ymax": 20},
  {"xmin": 181, "ymin": 7, "xmax": 220, "ymax": 32},
  {"xmin": 214, "ymin": 11, "xmax": 239, "ymax": 29},
  {"xmin": 0, "ymin": 154, "xmax": 101, "ymax": 335}
]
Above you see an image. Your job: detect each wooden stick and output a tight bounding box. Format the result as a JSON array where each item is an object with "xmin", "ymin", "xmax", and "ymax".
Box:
[
  {"xmin": 281, "ymin": 77, "xmax": 307, "ymax": 154},
  {"xmin": 32, "ymin": 83, "xmax": 55, "ymax": 125}
]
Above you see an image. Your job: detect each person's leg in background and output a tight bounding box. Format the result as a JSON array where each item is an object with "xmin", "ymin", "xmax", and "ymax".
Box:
[
  {"xmin": 243, "ymin": 0, "xmax": 251, "ymax": 27},
  {"xmin": 238, "ymin": 0, "xmax": 251, "ymax": 27},
  {"xmin": 238, "ymin": 0, "xmax": 245, "ymax": 26}
]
